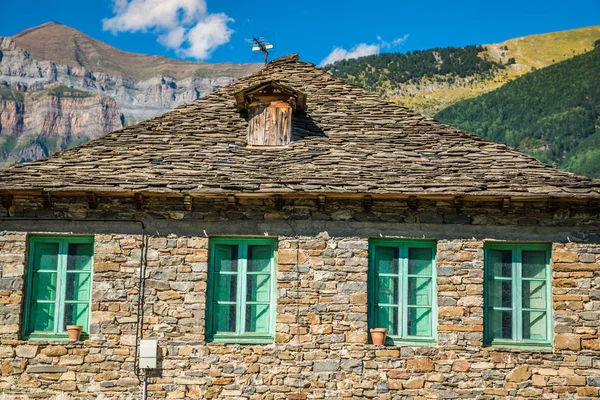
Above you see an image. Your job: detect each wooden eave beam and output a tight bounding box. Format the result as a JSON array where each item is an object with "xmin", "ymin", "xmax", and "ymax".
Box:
[{"xmin": 0, "ymin": 189, "xmax": 598, "ymax": 207}]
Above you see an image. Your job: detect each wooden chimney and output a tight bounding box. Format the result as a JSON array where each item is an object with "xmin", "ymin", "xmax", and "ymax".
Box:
[{"xmin": 234, "ymin": 82, "xmax": 307, "ymax": 147}]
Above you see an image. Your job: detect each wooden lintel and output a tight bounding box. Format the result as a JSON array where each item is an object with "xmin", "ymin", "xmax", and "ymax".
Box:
[
  {"xmin": 502, "ymin": 197, "xmax": 511, "ymax": 210},
  {"xmin": 317, "ymin": 195, "xmax": 326, "ymax": 212},
  {"xmin": 1, "ymin": 194, "xmax": 13, "ymax": 210},
  {"xmin": 86, "ymin": 192, "xmax": 98, "ymax": 209},
  {"xmin": 273, "ymin": 195, "xmax": 284, "ymax": 211},
  {"xmin": 452, "ymin": 195, "xmax": 463, "ymax": 213},
  {"xmin": 408, "ymin": 195, "xmax": 417, "ymax": 211},
  {"xmin": 363, "ymin": 195, "xmax": 373, "ymax": 212},
  {"xmin": 183, "ymin": 195, "xmax": 193, "ymax": 211},
  {"xmin": 42, "ymin": 192, "xmax": 52, "ymax": 209},
  {"xmin": 134, "ymin": 193, "xmax": 144, "ymax": 210}
]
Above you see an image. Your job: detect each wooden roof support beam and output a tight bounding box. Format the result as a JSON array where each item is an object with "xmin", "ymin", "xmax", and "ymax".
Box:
[
  {"xmin": 86, "ymin": 192, "xmax": 98, "ymax": 209},
  {"xmin": 1, "ymin": 194, "xmax": 13, "ymax": 210},
  {"xmin": 453, "ymin": 195, "xmax": 463, "ymax": 213},
  {"xmin": 42, "ymin": 192, "xmax": 52, "ymax": 209},
  {"xmin": 183, "ymin": 195, "xmax": 193, "ymax": 211},
  {"xmin": 273, "ymin": 195, "xmax": 284, "ymax": 211},
  {"xmin": 363, "ymin": 195, "xmax": 373, "ymax": 212},
  {"xmin": 134, "ymin": 193, "xmax": 144, "ymax": 210},
  {"xmin": 227, "ymin": 194, "xmax": 237, "ymax": 210},
  {"xmin": 408, "ymin": 195, "xmax": 417, "ymax": 211},
  {"xmin": 317, "ymin": 195, "xmax": 326, "ymax": 212}
]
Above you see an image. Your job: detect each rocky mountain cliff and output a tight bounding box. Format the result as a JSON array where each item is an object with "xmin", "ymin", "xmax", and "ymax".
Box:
[{"xmin": 0, "ymin": 22, "xmax": 260, "ymax": 168}]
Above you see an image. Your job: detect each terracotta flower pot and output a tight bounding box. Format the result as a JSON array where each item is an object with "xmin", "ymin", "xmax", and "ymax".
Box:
[
  {"xmin": 370, "ymin": 328, "xmax": 388, "ymax": 345},
  {"xmin": 66, "ymin": 325, "xmax": 82, "ymax": 341}
]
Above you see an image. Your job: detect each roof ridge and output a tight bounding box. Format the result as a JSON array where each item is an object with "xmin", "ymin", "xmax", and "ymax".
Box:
[{"xmin": 268, "ymin": 54, "xmax": 300, "ymax": 65}]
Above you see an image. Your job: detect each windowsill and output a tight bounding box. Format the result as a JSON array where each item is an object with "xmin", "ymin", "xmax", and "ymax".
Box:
[
  {"xmin": 382, "ymin": 336, "xmax": 437, "ymax": 347},
  {"xmin": 484, "ymin": 341, "xmax": 553, "ymax": 351},
  {"xmin": 208, "ymin": 335, "xmax": 274, "ymax": 344},
  {"xmin": 23, "ymin": 332, "xmax": 89, "ymax": 342}
]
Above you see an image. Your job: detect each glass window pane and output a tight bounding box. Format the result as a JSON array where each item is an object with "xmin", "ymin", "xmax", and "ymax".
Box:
[
  {"xmin": 28, "ymin": 302, "xmax": 55, "ymax": 332},
  {"xmin": 67, "ymin": 243, "xmax": 93, "ymax": 271},
  {"xmin": 65, "ymin": 273, "xmax": 91, "ymax": 301},
  {"xmin": 33, "ymin": 242, "xmax": 59, "ymax": 271},
  {"xmin": 31, "ymin": 272, "xmax": 57, "ymax": 301},
  {"xmin": 522, "ymin": 250, "xmax": 546, "ymax": 279},
  {"xmin": 214, "ymin": 245, "xmax": 238, "ymax": 272},
  {"xmin": 247, "ymin": 274, "xmax": 270, "ymax": 302},
  {"xmin": 245, "ymin": 304, "xmax": 270, "ymax": 333},
  {"xmin": 407, "ymin": 307, "xmax": 432, "ymax": 337},
  {"xmin": 488, "ymin": 309, "xmax": 512, "ymax": 340},
  {"xmin": 522, "ymin": 280, "xmax": 546, "ymax": 309},
  {"xmin": 248, "ymin": 245, "xmax": 271, "ymax": 272},
  {"xmin": 375, "ymin": 247, "xmax": 398, "ymax": 274},
  {"xmin": 377, "ymin": 276, "xmax": 399, "ymax": 304},
  {"xmin": 523, "ymin": 311, "xmax": 547, "ymax": 341},
  {"xmin": 214, "ymin": 274, "xmax": 237, "ymax": 302},
  {"xmin": 376, "ymin": 306, "xmax": 399, "ymax": 336},
  {"xmin": 63, "ymin": 303, "xmax": 89, "ymax": 330},
  {"xmin": 488, "ymin": 279, "xmax": 513, "ymax": 308},
  {"xmin": 408, "ymin": 248, "xmax": 432, "ymax": 275},
  {"xmin": 407, "ymin": 277, "xmax": 431, "ymax": 306},
  {"xmin": 489, "ymin": 249, "xmax": 512, "ymax": 277},
  {"xmin": 213, "ymin": 304, "xmax": 236, "ymax": 332}
]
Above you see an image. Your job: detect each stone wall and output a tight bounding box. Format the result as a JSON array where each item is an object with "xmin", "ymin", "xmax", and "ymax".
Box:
[{"xmin": 0, "ymin": 195, "xmax": 599, "ymax": 399}]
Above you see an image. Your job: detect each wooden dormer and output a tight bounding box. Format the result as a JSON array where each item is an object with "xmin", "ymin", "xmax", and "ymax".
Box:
[{"xmin": 234, "ymin": 81, "xmax": 307, "ymax": 147}]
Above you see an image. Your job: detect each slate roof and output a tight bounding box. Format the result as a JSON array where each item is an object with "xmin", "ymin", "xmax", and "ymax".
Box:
[{"xmin": 1, "ymin": 54, "xmax": 599, "ymax": 199}]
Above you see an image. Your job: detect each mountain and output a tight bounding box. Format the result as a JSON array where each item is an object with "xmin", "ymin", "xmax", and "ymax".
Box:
[
  {"xmin": 0, "ymin": 22, "xmax": 261, "ymax": 168},
  {"xmin": 325, "ymin": 25, "xmax": 600, "ymax": 116},
  {"xmin": 13, "ymin": 22, "xmax": 254, "ymax": 81},
  {"xmin": 436, "ymin": 42, "xmax": 600, "ymax": 178}
]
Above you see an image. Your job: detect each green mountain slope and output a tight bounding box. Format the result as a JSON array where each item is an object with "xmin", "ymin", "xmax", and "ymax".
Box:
[{"xmin": 435, "ymin": 42, "xmax": 600, "ymax": 178}]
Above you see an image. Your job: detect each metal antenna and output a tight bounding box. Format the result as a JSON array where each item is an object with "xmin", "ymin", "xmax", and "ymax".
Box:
[{"xmin": 247, "ymin": 37, "xmax": 274, "ymax": 64}]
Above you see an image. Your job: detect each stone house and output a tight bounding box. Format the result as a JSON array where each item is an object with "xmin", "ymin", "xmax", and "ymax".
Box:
[{"xmin": 0, "ymin": 54, "xmax": 600, "ymax": 399}]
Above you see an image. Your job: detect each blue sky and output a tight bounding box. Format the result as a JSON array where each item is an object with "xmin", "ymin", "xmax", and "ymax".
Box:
[{"xmin": 2, "ymin": 0, "xmax": 599, "ymax": 66}]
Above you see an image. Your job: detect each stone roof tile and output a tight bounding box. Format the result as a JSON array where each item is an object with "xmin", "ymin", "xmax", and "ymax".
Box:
[{"xmin": 1, "ymin": 55, "xmax": 599, "ymax": 199}]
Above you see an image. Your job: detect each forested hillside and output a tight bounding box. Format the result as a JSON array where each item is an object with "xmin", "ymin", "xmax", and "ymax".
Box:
[
  {"xmin": 436, "ymin": 41, "xmax": 600, "ymax": 178},
  {"xmin": 324, "ymin": 46, "xmax": 504, "ymax": 92},
  {"xmin": 324, "ymin": 25, "xmax": 600, "ymax": 116}
]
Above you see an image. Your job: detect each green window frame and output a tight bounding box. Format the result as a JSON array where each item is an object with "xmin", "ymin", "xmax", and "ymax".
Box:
[
  {"xmin": 207, "ymin": 237, "xmax": 277, "ymax": 343},
  {"xmin": 368, "ymin": 239, "xmax": 437, "ymax": 345},
  {"xmin": 484, "ymin": 243, "xmax": 552, "ymax": 348},
  {"xmin": 23, "ymin": 236, "xmax": 94, "ymax": 341}
]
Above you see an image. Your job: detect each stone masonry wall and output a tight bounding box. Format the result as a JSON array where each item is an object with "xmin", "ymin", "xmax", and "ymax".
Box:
[{"xmin": 0, "ymin": 195, "xmax": 599, "ymax": 399}]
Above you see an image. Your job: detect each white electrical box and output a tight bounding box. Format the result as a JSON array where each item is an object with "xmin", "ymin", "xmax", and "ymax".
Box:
[{"xmin": 139, "ymin": 339, "xmax": 158, "ymax": 369}]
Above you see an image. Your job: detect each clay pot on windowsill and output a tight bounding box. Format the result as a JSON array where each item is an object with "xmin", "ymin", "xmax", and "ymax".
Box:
[
  {"xmin": 66, "ymin": 325, "xmax": 83, "ymax": 341},
  {"xmin": 370, "ymin": 328, "xmax": 388, "ymax": 345}
]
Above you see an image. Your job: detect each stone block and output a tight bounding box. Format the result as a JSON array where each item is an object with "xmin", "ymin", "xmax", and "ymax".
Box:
[
  {"xmin": 403, "ymin": 377, "xmax": 424, "ymax": 389},
  {"xmin": 555, "ymin": 334, "xmax": 581, "ymax": 350},
  {"xmin": 41, "ymin": 346, "xmax": 68, "ymax": 357},
  {"xmin": 15, "ymin": 345, "xmax": 38, "ymax": 358},
  {"xmin": 313, "ymin": 360, "xmax": 339, "ymax": 372},
  {"xmin": 407, "ymin": 357, "xmax": 434, "ymax": 372},
  {"xmin": 507, "ymin": 366, "xmax": 532, "ymax": 383}
]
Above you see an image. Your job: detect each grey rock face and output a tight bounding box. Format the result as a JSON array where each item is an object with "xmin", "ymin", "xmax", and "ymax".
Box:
[{"xmin": 0, "ymin": 37, "xmax": 243, "ymax": 167}]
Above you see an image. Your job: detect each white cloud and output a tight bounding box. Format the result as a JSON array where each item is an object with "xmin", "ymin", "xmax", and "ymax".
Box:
[
  {"xmin": 319, "ymin": 35, "xmax": 409, "ymax": 67},
  {"xmin": 102, "ymin": 0, "xmax": 233, "ymax": 60},
  {"xmin": 319, "ymin": 43, "xmax": 380, "ymax": 67}
]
